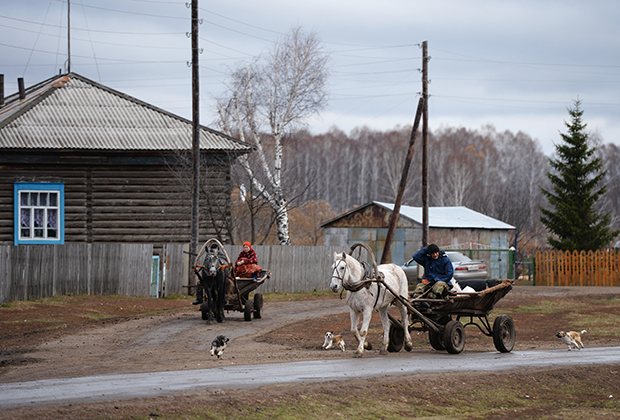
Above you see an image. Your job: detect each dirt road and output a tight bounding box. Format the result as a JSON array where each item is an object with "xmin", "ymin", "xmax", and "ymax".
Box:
[{"xmin": 1, "ymin": 286, "xmax": 620, "ymax": 419}]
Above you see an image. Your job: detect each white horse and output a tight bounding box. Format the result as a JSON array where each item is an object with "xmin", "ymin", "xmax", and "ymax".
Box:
[{"xmin": 330, "ymin": 251, "xmax": 413, "ymax": 357}]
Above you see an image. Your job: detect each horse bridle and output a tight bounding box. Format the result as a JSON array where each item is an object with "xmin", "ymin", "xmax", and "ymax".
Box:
[
  {"xmin": 332, "ymin": 255, "xmax": 375, "ymax": 293},
  {"xmin": 330, "ymin": 256, "xmax": 348, "ymax": 284}
]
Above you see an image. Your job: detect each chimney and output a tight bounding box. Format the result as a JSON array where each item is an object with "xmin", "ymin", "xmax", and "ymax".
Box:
[
  {"xmin": 0, "ymin": 74, "xmax": 4, "ymax": 107},
  {"xmin": 18, "ymin": 77, "xmax": 25, "ymax": 100}
]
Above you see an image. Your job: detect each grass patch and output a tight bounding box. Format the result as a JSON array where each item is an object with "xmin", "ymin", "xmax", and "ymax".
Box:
[
  {"xmin": 131, "ymin": 367, "xmax": 620, "ymax": 420},
  {"xmin": 77, "ymin": 312, "xmax": 118, "ymax": 320},
  {"xmin": 162, "ymin": 293, "xmax": 192, "ymax": 301},
  {"xmin": 256, "ymin": 290, "xmax": 334, "ymax": 302},
  {"xmin": 0, "ymin": 300, "xmax": 39, "ymax": 310},
  {"xmin": 566, "ymin": 312, "xmax": 620, "ymax": 336},
  {"xmin": 514, "ymin": 299, "xmax": 588, "ymax": 314}
]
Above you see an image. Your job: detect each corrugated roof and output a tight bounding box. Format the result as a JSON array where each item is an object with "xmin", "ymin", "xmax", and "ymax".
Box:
[
  {"xmin": 374, "ymin": 202, "xmax": 515, "ymax": 230},
  {"xmin": 321, "ymin": 201, "xmax": 515, "ymax": 230},
  {"xmin": 0, "ymin": 73, "xmax": 252, "ymax": 153}
]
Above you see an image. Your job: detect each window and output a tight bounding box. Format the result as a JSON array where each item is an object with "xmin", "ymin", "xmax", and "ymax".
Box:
[{"xmin": 14, "ymin": 183, "xmax": 64, "ymax": 245}]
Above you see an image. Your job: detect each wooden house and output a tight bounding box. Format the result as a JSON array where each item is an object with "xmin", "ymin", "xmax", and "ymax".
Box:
[{"xmin": 0, "ymin": 73, "xmax": 252, "ymax": 247}]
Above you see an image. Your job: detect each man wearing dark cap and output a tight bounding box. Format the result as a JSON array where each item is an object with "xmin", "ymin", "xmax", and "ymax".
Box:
[{"xmin": 410, "ymin": 243, "xmax": 454, "ymax": 299}]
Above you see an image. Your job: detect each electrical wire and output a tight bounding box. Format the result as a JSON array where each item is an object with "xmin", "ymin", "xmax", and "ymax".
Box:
[{"xmin": 22, "ymin": 0, "xmax": 56, "ymax": 76}]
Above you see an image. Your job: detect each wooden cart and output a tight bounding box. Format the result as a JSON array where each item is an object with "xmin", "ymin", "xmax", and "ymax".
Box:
[
  {"xmin": 193, "ymin": 239, "xmax": 270, "ymax": 322},
  {"xmin": 227, "ymin": 270, "xmax": 270, "ymax": 321},
  {"xmin": 386, "ymin": 279, "xmax": 516, "ymax": 354},
  {"xmin": 344, "ymin": 242, "xmax": 515, "ymax": 354}
]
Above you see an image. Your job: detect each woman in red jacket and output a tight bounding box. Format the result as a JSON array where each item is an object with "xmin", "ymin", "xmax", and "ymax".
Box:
[{"xmin": 235, "ymin": 242, "xmax": 262, "ymax": 278}]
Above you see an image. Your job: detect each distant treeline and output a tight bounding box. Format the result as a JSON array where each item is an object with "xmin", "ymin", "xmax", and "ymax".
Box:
[{"xmin": 260, "ymin": 124, "xmax": 620, "ymax": 251}]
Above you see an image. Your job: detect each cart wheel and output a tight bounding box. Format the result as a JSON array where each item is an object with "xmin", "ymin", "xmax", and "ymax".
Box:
[
  {"xmin": 443, "ymin": 320, "xmax": 465, "ymax": 354},
  {"xmin": 427, "ymin": 315, "xmax": 450, "ymax": 351},
  {"xmin": 200, "ymin": 302, "xmax": 209, "ymax": 321},
  {"xmin": 492, "ymin": 314, "xmax": 516, "ymax": 353},
  {"xmin": 428, "ymin": 328, "xmax": 445, "ymax": 351},
  {"xmin": 253, "ymin": 293, "xmax": 263, "ymax": 319},
  {"xmin": 387, "ymin": 322, "xmax": 404, "ymax": 352},
  {"xmin": 244, "ymin": 299, "xmax": 253, "ymax": 321}
]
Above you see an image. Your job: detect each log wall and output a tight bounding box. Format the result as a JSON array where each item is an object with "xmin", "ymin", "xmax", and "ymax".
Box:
[{"xmin": 0, "ymin": 152, "xmax": 233, "ymax": 245}]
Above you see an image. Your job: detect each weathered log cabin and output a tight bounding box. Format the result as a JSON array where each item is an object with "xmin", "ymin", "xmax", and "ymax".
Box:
[{"xmin": 0, "ymin": 73, "xmax": 252, "ymax": 247}]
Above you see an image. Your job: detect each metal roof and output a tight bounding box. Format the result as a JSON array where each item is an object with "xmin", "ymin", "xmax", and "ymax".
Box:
[
  {"xmin": 321, "ymin": 201, "xmax": 515, "ymax": 230},
  {"xmin": 374, "ymin": 202, "xmax": 515, "ymax": 230},
  {"xmin": 0, "ymin": 73, "xmax": 252, "ymax": 153}
]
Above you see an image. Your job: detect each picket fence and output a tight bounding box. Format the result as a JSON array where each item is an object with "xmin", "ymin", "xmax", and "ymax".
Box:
[
  {"xmin": 0, "ymin": 243, "xmax": 347, "ymax": 304},
  {"xmin": 534, "ymin": 249, "xmax": 620, "ymax": 286}
]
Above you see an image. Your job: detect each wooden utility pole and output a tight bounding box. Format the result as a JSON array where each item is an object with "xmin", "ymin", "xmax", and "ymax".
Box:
[
  {"xmin": 67, "ymin": 0, "xmax": 71, "ymax": 73},
  {"xmin": 422, "ymin": 40, "xmax": 429, "ymax": 246},
  {"xmin": 190, "ymin": 0, "xmax": 200, "ymax": 292},
  {"xmin": 380, "ymin": 97, "xmax": 424, "ymax": 264}
]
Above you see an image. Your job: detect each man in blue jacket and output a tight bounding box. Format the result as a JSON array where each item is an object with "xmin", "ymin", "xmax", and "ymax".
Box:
[{"xmin": 411, "ymin": 243, "xmax": 454, "ymax": 299}]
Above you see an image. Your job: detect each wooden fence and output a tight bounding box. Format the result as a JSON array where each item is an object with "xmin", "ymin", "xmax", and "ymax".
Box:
[
  {"xmin": 0, "ymin": 243, "xmax": 153, "ymax": 304},
  {"xmin": 221, "ymin": 245, "xmax": 343, "ymax": 294},
  {"xmin": 534, "ymin": 249, "xmax": 620, "ymax": 286},
  {"xmin": 0, "ymin": 243, "xmax": 348, "ymax": 303}
]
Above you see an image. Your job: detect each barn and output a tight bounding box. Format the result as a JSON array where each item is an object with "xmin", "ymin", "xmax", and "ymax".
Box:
[
  {"xmin": 0, "ymin": 72, "xmax": 252, "ymax": 247},
  {"xmin": 321, "ymin": 201, "xmax": 515, "ymax": 278}
]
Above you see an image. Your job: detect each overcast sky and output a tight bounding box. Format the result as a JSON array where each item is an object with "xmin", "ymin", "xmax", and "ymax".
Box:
[{"xmin": 2, "ymin": 0, "xmax": 619, "ymax": 155}]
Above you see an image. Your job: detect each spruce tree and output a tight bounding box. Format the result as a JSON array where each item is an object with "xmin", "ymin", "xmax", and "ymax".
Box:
[{"xmin": 540, "ymin": 100, "xmax": 618, "ymax": 251}]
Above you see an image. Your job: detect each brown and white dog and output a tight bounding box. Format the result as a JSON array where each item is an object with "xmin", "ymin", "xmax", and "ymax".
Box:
[
  {"xmin": 321, "ymin": 332, "xmax": 345, "ymax": 351},
  {"xmin": 556, "ymin": 330, "xmax": 586, "ymax": 351}
]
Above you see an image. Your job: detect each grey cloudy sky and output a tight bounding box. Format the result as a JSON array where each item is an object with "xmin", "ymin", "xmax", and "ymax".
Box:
[{"xmin": 2, "ymin": 0, "xmax": 619, "ymax": 155}]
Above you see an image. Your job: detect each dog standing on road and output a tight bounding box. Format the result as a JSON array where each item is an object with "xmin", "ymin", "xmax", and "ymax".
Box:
[
  {"xmin": 556, "ymin": 330, "xmax": 586, "ymax": 351},
  {"xmin": 322, "ymin": 332, "xmax": 345, "ymax": 351},
  {"xmin": 210, "ymin": 335, "xmax": 230, "ymax": 358}
]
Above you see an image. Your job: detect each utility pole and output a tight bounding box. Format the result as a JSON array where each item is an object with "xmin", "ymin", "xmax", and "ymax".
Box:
[
  {"xmin": 422, "ymin": 40, "xmax": 429, "ymax": 246},
  {"xmin": 190, "ymin": 0, "xmax": 200, "ymax": 293},
  {"xmin": 380, "ymin": 97, "xmax": 424, "ymax": 265},
  {"xmin": 67, "ymin": 0, "xmax": 71, "ymax": 73}
]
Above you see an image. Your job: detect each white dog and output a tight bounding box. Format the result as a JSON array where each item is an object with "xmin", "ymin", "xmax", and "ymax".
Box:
[
  {"xmin": 210, "ymin": 335, "xmax": 230, "ymax": 358},
  {"xmin": 321, "ymin": 332, "xmax": 345, "ymax": 351}
]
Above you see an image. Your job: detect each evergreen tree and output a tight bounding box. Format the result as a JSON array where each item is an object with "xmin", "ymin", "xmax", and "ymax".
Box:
[{"xmin": 540, "ymin": 100, "xmax": 618, "ymax": 251}]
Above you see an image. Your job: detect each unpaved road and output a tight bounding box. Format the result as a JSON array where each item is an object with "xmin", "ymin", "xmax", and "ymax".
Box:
[
  {"xmin": 0, "ymin": 297, "xmax": 351, "ymax": 384},
  {"xmin": 2, "ymin": 346, "xmax": 620, "ymax": 409},
  {"xmin": 1, "ymin": 286, "xmax": 620, "ymax": 418}
]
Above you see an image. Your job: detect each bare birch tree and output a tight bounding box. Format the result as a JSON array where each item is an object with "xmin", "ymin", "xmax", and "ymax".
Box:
[{"xmin": 216, "ymin": 26, "xmax": 330, "ymax": 245}]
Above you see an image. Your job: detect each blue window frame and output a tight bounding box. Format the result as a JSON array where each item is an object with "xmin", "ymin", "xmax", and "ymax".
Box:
[{"xmin": 14, "ymin": 182, "xmax": 65, "ymax": 245}]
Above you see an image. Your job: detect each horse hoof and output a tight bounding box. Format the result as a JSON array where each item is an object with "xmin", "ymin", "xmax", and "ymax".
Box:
[
  {"xmin": 405, "ymin": 342, "xmax": 414, "ymax": 352},
  {"xmin": 364, "ymin": 342, "xmax": 372, "ymax": 350}
]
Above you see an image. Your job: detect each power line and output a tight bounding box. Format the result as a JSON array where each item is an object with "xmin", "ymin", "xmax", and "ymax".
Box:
[
  {"xmin": 52, "ymin": 2, "xmax": 187, "ymax": 20},
  {"xmin": 0, "ymin": 14, "xmax": 179, "ymax": 35}
]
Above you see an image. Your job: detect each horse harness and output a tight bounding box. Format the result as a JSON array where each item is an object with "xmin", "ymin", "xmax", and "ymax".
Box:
[{"xmin": 333, "ymin": 256, "xmax": 385, "ymax": 308}]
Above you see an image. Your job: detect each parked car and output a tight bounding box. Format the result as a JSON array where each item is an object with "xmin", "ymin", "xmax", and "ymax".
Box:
[{"xmin": 401, "ymin": 251, "xmax": 488, "ymax": 285}]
